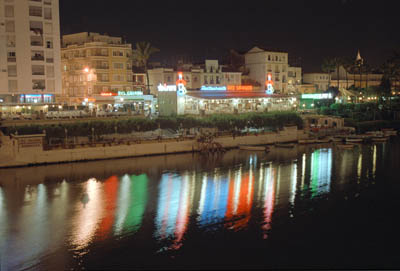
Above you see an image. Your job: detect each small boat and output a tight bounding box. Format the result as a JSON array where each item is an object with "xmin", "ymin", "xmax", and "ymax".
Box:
[
  {"xmin": 371, "ymin": 137, "xmax": 388, "ymax": 142},
  {"xmin": 346, "ymin": 138, "xmax": 363, "ymax": 143},
  {"xmin": 239, "ymin": 145, "xmax": 269, "ymax": 152},
  {"xmin": 383, "ymin": 130, "xmax": 397, "ymax": 136},
  {"xmin": 337, "ymin": 144, "xmax": 354, "ymax": 149},
  {"xmin": 332, "ymin": 137, "xmax": 344, "ymax": 142},
  {"xmin": 316, "ymin": 138, "xmax": 331, "ymax": 143},
  {"xmin": 275, "ymin": 143, "xmax": 296, "ymax": 148},
  {"xmin": 299, "ymin": 139, "xmax": 317, "ymax": 144}
]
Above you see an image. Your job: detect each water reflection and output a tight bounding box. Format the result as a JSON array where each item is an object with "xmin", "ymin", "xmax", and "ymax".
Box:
[
  {"xmin": 310, "ymin": 148, "xmax": 332, "ymax": 196},
  {"xmin": 0, "ymin": 141, "xmax": 398, "ymax": 269},
  {"xmin": 72, "ymin": 178, "xmax": 103, "ymax": 250}
]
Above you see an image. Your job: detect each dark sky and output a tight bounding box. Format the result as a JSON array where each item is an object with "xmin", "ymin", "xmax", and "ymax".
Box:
[{"xmin": 59, "ymin": 0, "xmax": 399, "ymax": 72}]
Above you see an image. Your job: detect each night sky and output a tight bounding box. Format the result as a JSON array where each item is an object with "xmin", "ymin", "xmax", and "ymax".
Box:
[{"xmin": 59, "ymin": 0, "xmax": 399, "ymax": 72}]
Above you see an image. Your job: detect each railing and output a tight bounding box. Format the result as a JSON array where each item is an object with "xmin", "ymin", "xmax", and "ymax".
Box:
[
  {"xmin": 29, "ymin": 10, "xmax": 42, "ymax": 17},
  {"xmin": 32, "ymin": 71, "xmax": 45, "ymax": 75},
  {"xmin": 32, "ymin": 56, "xmax": 44, "ymax": 61},
  {"xmin": 7, "ymin": 57, "xmax": 16, "ymax": 62},
  {"xmin": 31, "ymin": 41, "xmax": 43, "ymax": 46},
  {"xmin": 92, "ymin": 53, "xmax": 108, "ymax": 57}
]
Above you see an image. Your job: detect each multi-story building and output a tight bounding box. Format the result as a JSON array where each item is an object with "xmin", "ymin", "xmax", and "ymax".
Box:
[
  {"xmin": 147, "ymin": 60, "xmax": 242, "ymax": 96},
  {"xmin": 60, "ymin": 32, "xmax": 133, "ymax": 105},
  {"xmin": 303, "ymin": 73, "xmax": 331, "ymax": 91},
  {"xmin": 244, "ymin": 46, "xmax": 290, "ymax": 93},
  {"xmin": 287, "ymin": 66, "xmax": 302, "ymax": 93},
  {"xmin": 0, "ymin": 0, "xmax": 62, "ymax": 105}
]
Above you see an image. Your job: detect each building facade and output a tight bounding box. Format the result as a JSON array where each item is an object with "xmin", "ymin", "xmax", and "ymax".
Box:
[
  {"xmin": 60, "ymin": 32, "xmax": 133, "ymax": 105},
  {"xmin": 303, "ymin": 73, "xmax": 331, "ymax": 91},
  {"xmin": 244, "ymin": 46, "xmax": 290, "ymax": 93},
  {"xmin": 0, "ymin": 0, "xmax": 62, "ymax": 105},
  {"xmin": 147, "ymin": 60, "xmax": 242, "ymax": 96}
]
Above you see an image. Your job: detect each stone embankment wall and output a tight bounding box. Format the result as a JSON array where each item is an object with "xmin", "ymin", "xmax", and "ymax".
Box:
[{"xmin": 0, "ymin": 127, "xmax": 308, "ymax": 168}]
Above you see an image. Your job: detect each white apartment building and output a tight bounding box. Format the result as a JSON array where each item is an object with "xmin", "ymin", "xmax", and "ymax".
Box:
[
  {"xmin": 287, "ymin": 66, "xmax": 302, "ymax": 93},
  {"xmin": 303, "ymin": 73, "xmax": 331, "ymax": 91},
  {"xmin": 244, "ymin": 46, "xmax": 290, "ymax": 93},
  {"xmin": 0, "ymin": 0, "xmax": 62, "ymax": 104},
  {"xmin": 147, "ymin": 60, "xmax": 242, "ymax": 96}
]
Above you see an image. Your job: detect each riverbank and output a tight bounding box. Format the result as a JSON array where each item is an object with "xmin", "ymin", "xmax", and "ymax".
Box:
[{"xmin": 0, "ymin": 126, "xmax": 308, "ymax": 168}]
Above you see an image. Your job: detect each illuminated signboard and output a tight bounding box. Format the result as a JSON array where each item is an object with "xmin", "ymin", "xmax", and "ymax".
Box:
[
  {"xmin": 176, "ymin": 72, "xmax": 187, "ymax": 96},
  {"xmin": 100, "ymin": 92, "xmax": 118, "ymax": 97},
  {"xmin": 158, "ymin": 84, "xmax": 177, "ymax": 92},
  {"xmin": 0, "ymin": 99, "xmax": 3, "ymax": 103},
  {"xmin": 266, "ymin": 73, "xmax": 274, "ymax": 94},
  {"xmin": 301, "ymin": 93, "xmax": 333, "ymax": 99},
  {"xmin": 200, "ymin": 86, "xmax": 227, "ymax": 91},
  {"xmin": 227, "ymin": 85, "xmax": 253, "ymax": 91},
  {"xmin": 118, "ymin": 91, "xmax": 144, "ymax": 96}
]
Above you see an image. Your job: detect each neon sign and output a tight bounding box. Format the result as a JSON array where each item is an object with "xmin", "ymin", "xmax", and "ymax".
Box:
[
  {"xmin": 200, "ymin": 86, "xmax": 227, "ymax": 91},
  {"xmin": 176, "ymin": 72, "xmax": 187, "ymax": 96},
  {"xmin": 158, "ymin": 84, "xmax": 177, "ymax": 92},
  {"xmin": 301, "ymin": 93, "xmax": 333, "ymax": 99},
  {"xmin": 100, "ymin": 92, "xmax": 117, "ymax": 97},
  {"xmin": 227, "ymin": 85, "xmax": 253, "ymax": 91},
  {"xmin": 266, "ymin": 73, "xmax": 274, "ymax": 95},
  {"xmin": 118, "ymin": 91, "xmax": 143, "ymax": 96}
]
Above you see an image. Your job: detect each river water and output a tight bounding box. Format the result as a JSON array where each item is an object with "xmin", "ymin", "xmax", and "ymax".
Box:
[{"xmin": 0, "ymin": 139, "xmax": 399, "ymax": 270}]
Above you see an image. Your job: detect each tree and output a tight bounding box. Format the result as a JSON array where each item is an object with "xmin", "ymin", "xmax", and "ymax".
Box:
[
  {"xmin": 321, "ymin": 58, "xmax": 336, "ymax": 87},
  {"xmin": 332, "ymin": 57, "xmax": 343, "ymax": 89},
  {"xmin": 132, "ymin": 42, "xmax": 160, "ymax": 95}
]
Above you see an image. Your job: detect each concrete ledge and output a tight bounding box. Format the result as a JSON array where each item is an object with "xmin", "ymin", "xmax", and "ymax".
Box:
[{"xmin": 0, "ymin": 129, "xmax": 307, "ymax": 168}]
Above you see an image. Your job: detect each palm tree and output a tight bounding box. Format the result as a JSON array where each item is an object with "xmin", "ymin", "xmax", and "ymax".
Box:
[
  {"xmin": 321, "ymin": 58, "xmax": 336, "ymax": 87},
  {"xmin": 332, "ymin": 57, "xmax": 343, "ymax": 89},
  {"xmin": 132, "ymin": 42, "xmax": 160, "ymax": 95}
]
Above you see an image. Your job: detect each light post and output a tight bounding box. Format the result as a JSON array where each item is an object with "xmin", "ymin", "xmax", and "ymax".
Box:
[
  {"xmin": 65, "ymin": 128, "xmax": 68, "ymax": 146},
  {"xmin": 91, "ymin": 127, "xmax": 94, "ymax": 144}
]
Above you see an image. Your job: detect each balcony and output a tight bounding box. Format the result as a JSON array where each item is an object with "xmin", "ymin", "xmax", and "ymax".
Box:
[
  {"xmin": 7, "ymin": 57, "xmax": 16, "ymax": 62},
  {"xmin": 32, "ymin": 54, "xmax": 44, "ymax": 61},
  {"xmin": 92, "ymin": 52, "xmax": 108, "ymax": 57},
  {"xmin": 29, "ymin": 10, "xmax": 42, "ymax": 17}
]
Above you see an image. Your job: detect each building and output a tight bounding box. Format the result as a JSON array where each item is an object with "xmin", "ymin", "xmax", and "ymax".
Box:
[
  {"xmin": 147, "ymin": 60, "xmax": 242, "ymax": 96},
  {"xmin": 0, "ymin": 0, "xmax": 62, "ymax": 106},
  {"xmin": 303, "ymin": 73, "xmax": 331, "ymax": 91},
  {"xmin": 287, "ymin": 66, "xmax": 302, "ymax": 93},
  {"xmin": 60, "ymin": 32, "xmax": 134, "ymax": 105},
  {"xmin": 244, "ymin": 46, "xmax": 291, "ymax": 93}
]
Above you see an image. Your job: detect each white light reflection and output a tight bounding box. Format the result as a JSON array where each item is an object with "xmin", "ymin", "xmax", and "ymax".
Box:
[
  {"xmin": 301, "ymin": 154, "xmax": 306, "ymax": 189},
  {"xmin": 373, "ymin": 145, "xmax": 377, "ymax": 177},
  {"xmin": 289, "ymin": 162, "xmax": 298, "ymax": 206},
  {"xmin": 71, "ymin": 178, "xmax": 103, "ymax": 250},
  {"xmin": 114, "ymin": 175, "xmax": 130, "ymax": 236},
  {"xmin": 233, "ymin": 167, "xmax": 242, "ymax": 215},
  {"xmin": 357, "ymin": 152, "xmax": 362, "ymax": 182}
]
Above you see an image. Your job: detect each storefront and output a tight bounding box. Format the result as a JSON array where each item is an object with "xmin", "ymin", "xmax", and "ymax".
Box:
[
  {"xmin": 94, "ymin": 91, "xmax": 156, "ymax": 115},
  {"xmin": 158, "ymin": 84, "xmax": 298, "ymax": 116},
  {"xmin": 299, "ymin": 93, "xmax": 333, "ymax": 110}
]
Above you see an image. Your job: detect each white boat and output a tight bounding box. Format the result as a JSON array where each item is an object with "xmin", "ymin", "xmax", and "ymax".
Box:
[
  {"xmin": 383, "ymin": 130, "xmax": 397, "ymax": 136},
  {"xmin": 239, "ymin": 145, "xmax": 269, "ymax": 152},
  {"xmin": 372, "ymin": 137, "xmax": 388, "ymax": 142},
  {"xmin": 299, "ymin": 139, "xmax": 317, "ymax": 144},
  {"xmin": 332, "ymin": 137, "xmax": 344, "ymax": 142},
  {"xmin": 346, "ymin": 138, "xmax": 363, "ymax": 143},
  {"xmin": 316, "ymin": 138, "xmax": 331, "ymax": 143},
  {"xmin": 337, "ymin": 144, "xmax": 354, "ymax": 149}
]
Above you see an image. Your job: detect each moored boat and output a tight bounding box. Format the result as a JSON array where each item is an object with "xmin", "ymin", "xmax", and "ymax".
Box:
[
  {"xmin": 332, "ymin": 137, "xmax": 344, "ymax": 142},
  {"xmin": 239, "ymin": 144, "xmax": 269, "ymax": 152},
  {"xmin": 337, "ymin": 144, "xmax": 354, "ymax": 149},
  {"xmin": 371, "ymin": 136, "xmax": 388, "ymax": 142},
  {"xmin": 346, "ymin": 138, "xmax": 363, "ymax": 143},
  {"xmin": 316, "ymin": 138, "xmax": 331, "ymax": 143},
  {"xmin": 298, "ymin": 139, "xmax": 317, "ymax": 144}
]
